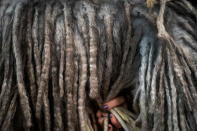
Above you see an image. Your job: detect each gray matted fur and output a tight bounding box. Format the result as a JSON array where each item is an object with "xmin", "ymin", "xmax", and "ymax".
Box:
[{"xmin": 0, "ymin": 0, "xmax": 197, "ymax": 131}]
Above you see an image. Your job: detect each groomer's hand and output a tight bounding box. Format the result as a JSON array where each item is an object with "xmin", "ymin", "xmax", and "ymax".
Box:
[{"xmin": 96, "ymin": 96, "xmax": 126, "ymax": 131}]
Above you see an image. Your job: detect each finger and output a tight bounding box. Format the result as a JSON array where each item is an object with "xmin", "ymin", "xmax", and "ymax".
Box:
[
  {"xmin": 98, "ymin": 117, "xmax": 105, "ymax": 127},
  {"xmin": 108, "ymin": 124, "xmax": 114, "ymax": 131},
  {"xmin": 96, "ymin": 110, "xmax": 102, "ymax": 118},
  {"xmin": 96, "ymin": 110, "xmax": 108, "ymax": 118},
  {"xmin": 104, "ymin": 96, "xmax": 125, "ymax": 110},
  {"xmin": 110, "ymin": 114, "xmax": 122, "ymax": 128}
]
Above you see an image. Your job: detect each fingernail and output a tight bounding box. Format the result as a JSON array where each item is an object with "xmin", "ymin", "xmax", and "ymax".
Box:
[
  {"xmin": 104, "ymin": 105, "xmax": 108, "ymax": 109},
  {"xmin": 110, "ymin": 114, "xmax": 113, "ymax": 118}
]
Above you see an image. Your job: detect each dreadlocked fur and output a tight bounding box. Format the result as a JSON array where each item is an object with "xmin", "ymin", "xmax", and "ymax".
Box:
[{"xmin": 0, "ymin": 0, "xmax": 197, "ymax": 131}]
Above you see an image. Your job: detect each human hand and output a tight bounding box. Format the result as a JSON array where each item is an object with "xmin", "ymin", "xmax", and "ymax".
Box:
[{"xmin": 96, "ymin": 96, "xmax": 126, "ymax": 131}]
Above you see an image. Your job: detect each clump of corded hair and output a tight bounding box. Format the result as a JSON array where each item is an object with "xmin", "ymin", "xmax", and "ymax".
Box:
[{"xmin": 0, "ymin": 0, "xmax": 197, "ymax": 131}]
